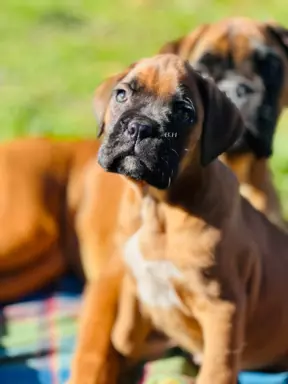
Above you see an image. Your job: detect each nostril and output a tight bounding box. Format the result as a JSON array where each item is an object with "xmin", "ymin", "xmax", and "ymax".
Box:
[
  {"xmin": 138, "ymin": 123, "xmax": 153, "ymax": 139},
  {"xmin": 127, "ymin": 122, "xmax": 138, "ymax": 138}
]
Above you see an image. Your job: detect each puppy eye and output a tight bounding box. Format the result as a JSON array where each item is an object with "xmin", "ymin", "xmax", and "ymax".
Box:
[
  {"xmin": 173, "ymin": 101, "xmax": 195, "ymax": 123},
  {"xmin": 236, "ymin": 84, "xmax": 254, "ymax": 97},
  {"xmin": 115, "ymin": 89, "xmax": 128, "ymax": 103}
]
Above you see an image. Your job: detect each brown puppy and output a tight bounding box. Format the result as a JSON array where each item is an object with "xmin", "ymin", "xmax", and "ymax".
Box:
[
  {"xmin": 159, "ymin": 17, "xmax": 288, "ymax": 228},
  {"xmin": 0, "ymin": 138, "xmax": 141, "ymax": 302},
  {"xmin": 79, "ymin": 54, "xmax": 288, "ymax": 384}
]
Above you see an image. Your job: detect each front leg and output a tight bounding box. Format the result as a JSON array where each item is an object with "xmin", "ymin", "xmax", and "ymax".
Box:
[
  {"xmin": 111, "ymin": 195, "xmax": 164, "ymax": 361},
  {"xmin": 196, "ymin": 297, "xmax": 245, "ymax": 384},
  {"xmin": 112, "ymin": 273, "xmax": 154, "ymax": 361}
]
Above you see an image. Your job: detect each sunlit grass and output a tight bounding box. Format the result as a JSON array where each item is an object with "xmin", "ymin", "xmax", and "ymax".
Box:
[{"xmin": 0, "ymin": 0, "xmax": 288, "ymax": 214}]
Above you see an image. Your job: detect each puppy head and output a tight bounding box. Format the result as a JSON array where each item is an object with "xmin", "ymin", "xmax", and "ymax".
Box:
[
  {"xmin": 159, "ymin": 18, "xmax": 288, "ymax": 159},
  {"xmin": 95, "ymin": 54, "xmax": 244, "ymax": 190}
]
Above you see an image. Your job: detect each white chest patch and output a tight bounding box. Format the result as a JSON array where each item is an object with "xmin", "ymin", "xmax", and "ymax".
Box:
[{"xmin": 124, "ymin": 231, "xmax": 183, "ymax": 309}]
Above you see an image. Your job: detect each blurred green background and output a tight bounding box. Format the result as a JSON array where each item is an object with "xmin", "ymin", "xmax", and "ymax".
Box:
[{"xmin": 0, "ymin": 0, "xmax": 288, "ymax": 215}]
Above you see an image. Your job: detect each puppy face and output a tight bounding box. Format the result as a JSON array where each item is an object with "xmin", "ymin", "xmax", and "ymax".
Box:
[
  {"xmin": 160, "ymin": 18, "xmax": 288, "ymax": 158},
  {"xmin": 95, "ymin": 54, "xmax": 243, "ymax": 189}
]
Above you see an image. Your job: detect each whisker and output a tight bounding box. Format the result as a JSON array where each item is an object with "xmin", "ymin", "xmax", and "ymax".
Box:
[
  {"xmin": 171, "ymin": 149, "xmax": 179, "ymax": 158},
  {"xmin": 161, "ymin": 157, "xmax": 169, "ymax": 166},
  {"xmin": 167, "ymin": 176, "xmax": 171, "ymax": 188}
]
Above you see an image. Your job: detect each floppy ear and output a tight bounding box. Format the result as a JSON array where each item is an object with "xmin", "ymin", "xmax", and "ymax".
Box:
[
  {"xmin": 94, "ymin": 66, "xmax": 135, "ymax": 137},
  {"xmin": 158, "ymin": 24, "xmax": 209, "ymax": 59},
  {"xmin": 265, "ymin": 22, "xmax": 288, "ymax": 58},
  {"xmin": 94, "ymin": 75, "xmax": 120, "ymax": 137},
  {"xmin": 194, "ymin": 70, "xmax": 244, "ymax": 166},
  {"xmin": 158, "ymin": 36, "xmax": 185, "ymax": 55}
]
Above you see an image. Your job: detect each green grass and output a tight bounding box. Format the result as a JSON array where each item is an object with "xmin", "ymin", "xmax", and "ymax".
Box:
[{"xmin": 1, "ymin": 0, "xmax": 288, "ymax": 214}]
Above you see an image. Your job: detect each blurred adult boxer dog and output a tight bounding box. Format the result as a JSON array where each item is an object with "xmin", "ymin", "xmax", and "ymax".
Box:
[
  {"xmin": 0, "ymin": 138, "xmax": 167, "ymax": 376},
  {"xmin": 159, "ymin": 17, "xmax": 288, "ymax": 229},
  {"xmin": 79, "ymin": 54, "xmax": 288, "ymax": 384},
  {"xmin": 0, "ymin": 138, "xmax": 142, "ymax": 302}
]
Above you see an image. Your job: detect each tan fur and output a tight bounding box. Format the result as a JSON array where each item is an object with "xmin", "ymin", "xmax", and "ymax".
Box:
[{"xmin": 0, "ymin": 138, "xmax": 135, "ymax": 301}]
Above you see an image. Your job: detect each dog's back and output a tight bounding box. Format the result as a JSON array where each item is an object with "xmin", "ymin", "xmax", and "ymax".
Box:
[
  {"xmin": 0, "ymin": 137, "xmax": 100, "ymax": 301},
  {"xmin": 0, "ymin": 137, "xmax": 141, "ymax": 302}
]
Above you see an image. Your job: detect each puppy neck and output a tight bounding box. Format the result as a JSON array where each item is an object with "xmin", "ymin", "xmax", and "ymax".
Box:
[
  {"xmin": 148, "ymin": 145, "xmax": 203, "ymax": 202},
  {"xmin": 148, "ymin": 159, "xmax": 240, "ymax": 229}
]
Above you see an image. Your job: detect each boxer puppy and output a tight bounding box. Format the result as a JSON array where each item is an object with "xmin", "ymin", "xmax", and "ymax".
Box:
[
  {"xmin": 159, "ymin": 17, "xmax": 288, "ymax": 229},
  {"xmin": 84, "ymin": 54, "xmax": 288, "ymax": 384}
]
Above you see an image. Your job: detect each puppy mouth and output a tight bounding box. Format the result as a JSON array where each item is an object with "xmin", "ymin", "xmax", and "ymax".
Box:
[
  {"xmin": 97, "ymin": 111, "xmax": 183, "ymax": 189},
  {"xmin": 98, "ymin": 136, "xmax": 152, "ymax": 175},
  {"xmin": 98, "ymin": 139, "xmax": 178, "ymax": 190},
  {"xmin": 109, "ymin": 154, "xmax": 147, "ymax": 180}
]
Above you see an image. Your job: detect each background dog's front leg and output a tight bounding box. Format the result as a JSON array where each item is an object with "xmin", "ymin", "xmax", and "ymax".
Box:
[
  {"xmin": 68, "ymin": 255, "xmax": 124, "ymax": 384},
  {"xmin": 196, "ymin": 297, "xmax": 245, "ymax": 384}
]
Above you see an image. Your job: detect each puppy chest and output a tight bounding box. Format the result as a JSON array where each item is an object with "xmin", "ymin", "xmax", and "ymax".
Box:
[
  {"xmin": 124, "ymin": 232, "xmax": 183, "ymax": 309},
  {"xmin": 124, "ymin": 232, "xmax": 204, "ymax": 354}
]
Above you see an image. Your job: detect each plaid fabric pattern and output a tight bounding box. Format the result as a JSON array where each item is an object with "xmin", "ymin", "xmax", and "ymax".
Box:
[
  {"xmin": 0, "ymin": 275, "xmax": 83, "ymax": 384},
  {"xmin": 0, "ymin": 274, "xmax": 288, "ymax": 384}
]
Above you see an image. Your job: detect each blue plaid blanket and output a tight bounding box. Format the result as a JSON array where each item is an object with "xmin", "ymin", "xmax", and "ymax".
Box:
[{"xmin": 0, "ymin": 274, "xmax": 287, "ymax": 384}]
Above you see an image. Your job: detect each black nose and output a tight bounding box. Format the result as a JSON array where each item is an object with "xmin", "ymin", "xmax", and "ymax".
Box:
[{"xmin": 127, "ymin": 119, "xmax": 153, "ymax": 140}]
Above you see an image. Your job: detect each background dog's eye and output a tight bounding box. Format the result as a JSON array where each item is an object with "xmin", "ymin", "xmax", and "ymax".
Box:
[
  {"xmin": 236, "ymin": 84, "xmax": 254, "ymax": 97},
  {"xmin": 174, "ymin": 101, "xmax": 194, "ymax": 123},
  {"xmin": 200, "ymin": 52, "xmax": 222, "ymax": 67},
  {"xmin": 115, "ymin": 89, "xmax": 128, "ymax": 103}
]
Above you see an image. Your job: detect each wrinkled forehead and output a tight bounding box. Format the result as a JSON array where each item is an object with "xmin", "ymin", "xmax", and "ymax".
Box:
[
  {"xmin": 120, "ymin": 55, "xmax": 188, "ymax": 99},
  {"xmin": 191, "ymin": 19, "xmax": 266, "ymax": 64}
]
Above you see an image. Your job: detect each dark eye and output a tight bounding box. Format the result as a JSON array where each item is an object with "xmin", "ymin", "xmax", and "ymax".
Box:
[
  {"xmin": 200, "ymin": 52, "xmax": 222, "ymax": 67},
  {"xmin": 173, "ymin": 101, "xmax": 195, "ymax": 123},
  {"xmin": 115, "ymin": 89, "xmax": 128, "ymax": 103},
  {"xmin": 236, "ymin": 84, "xmax": 254, "ymax": 97}
]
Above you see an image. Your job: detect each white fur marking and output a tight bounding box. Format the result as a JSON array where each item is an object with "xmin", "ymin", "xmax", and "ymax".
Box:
[
  {"xmin": 124, "ymin": 232, "xmax": 183, "ymax": 309},
  {"xmin": 217, "ymin": 72, "xmax": 264, "ymax": 127}
]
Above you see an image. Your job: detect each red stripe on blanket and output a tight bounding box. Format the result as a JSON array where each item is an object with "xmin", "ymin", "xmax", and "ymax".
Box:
[{"xmin": 46, "ymin": 297, "xmax": 58, "ymax": 384}]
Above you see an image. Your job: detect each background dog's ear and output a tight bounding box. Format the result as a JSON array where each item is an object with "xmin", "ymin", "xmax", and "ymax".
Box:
[
  {"xmin": 194, "ymin": 70, "xmax": 244, "ymax": 166},
  {"xmin": 94, "ymin": 65, "xmax": 135, "ymax": 137},
  {"xmin": 265, "ymin": 22, "xmax": 288, "ymax": 58},
  {"xmin": 158, "ymin": 24, "xmax": 209, "ymax": 59},
  {"xmin": 158, "ymin": 36, "xmax": 185, "ymax": 55}
]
